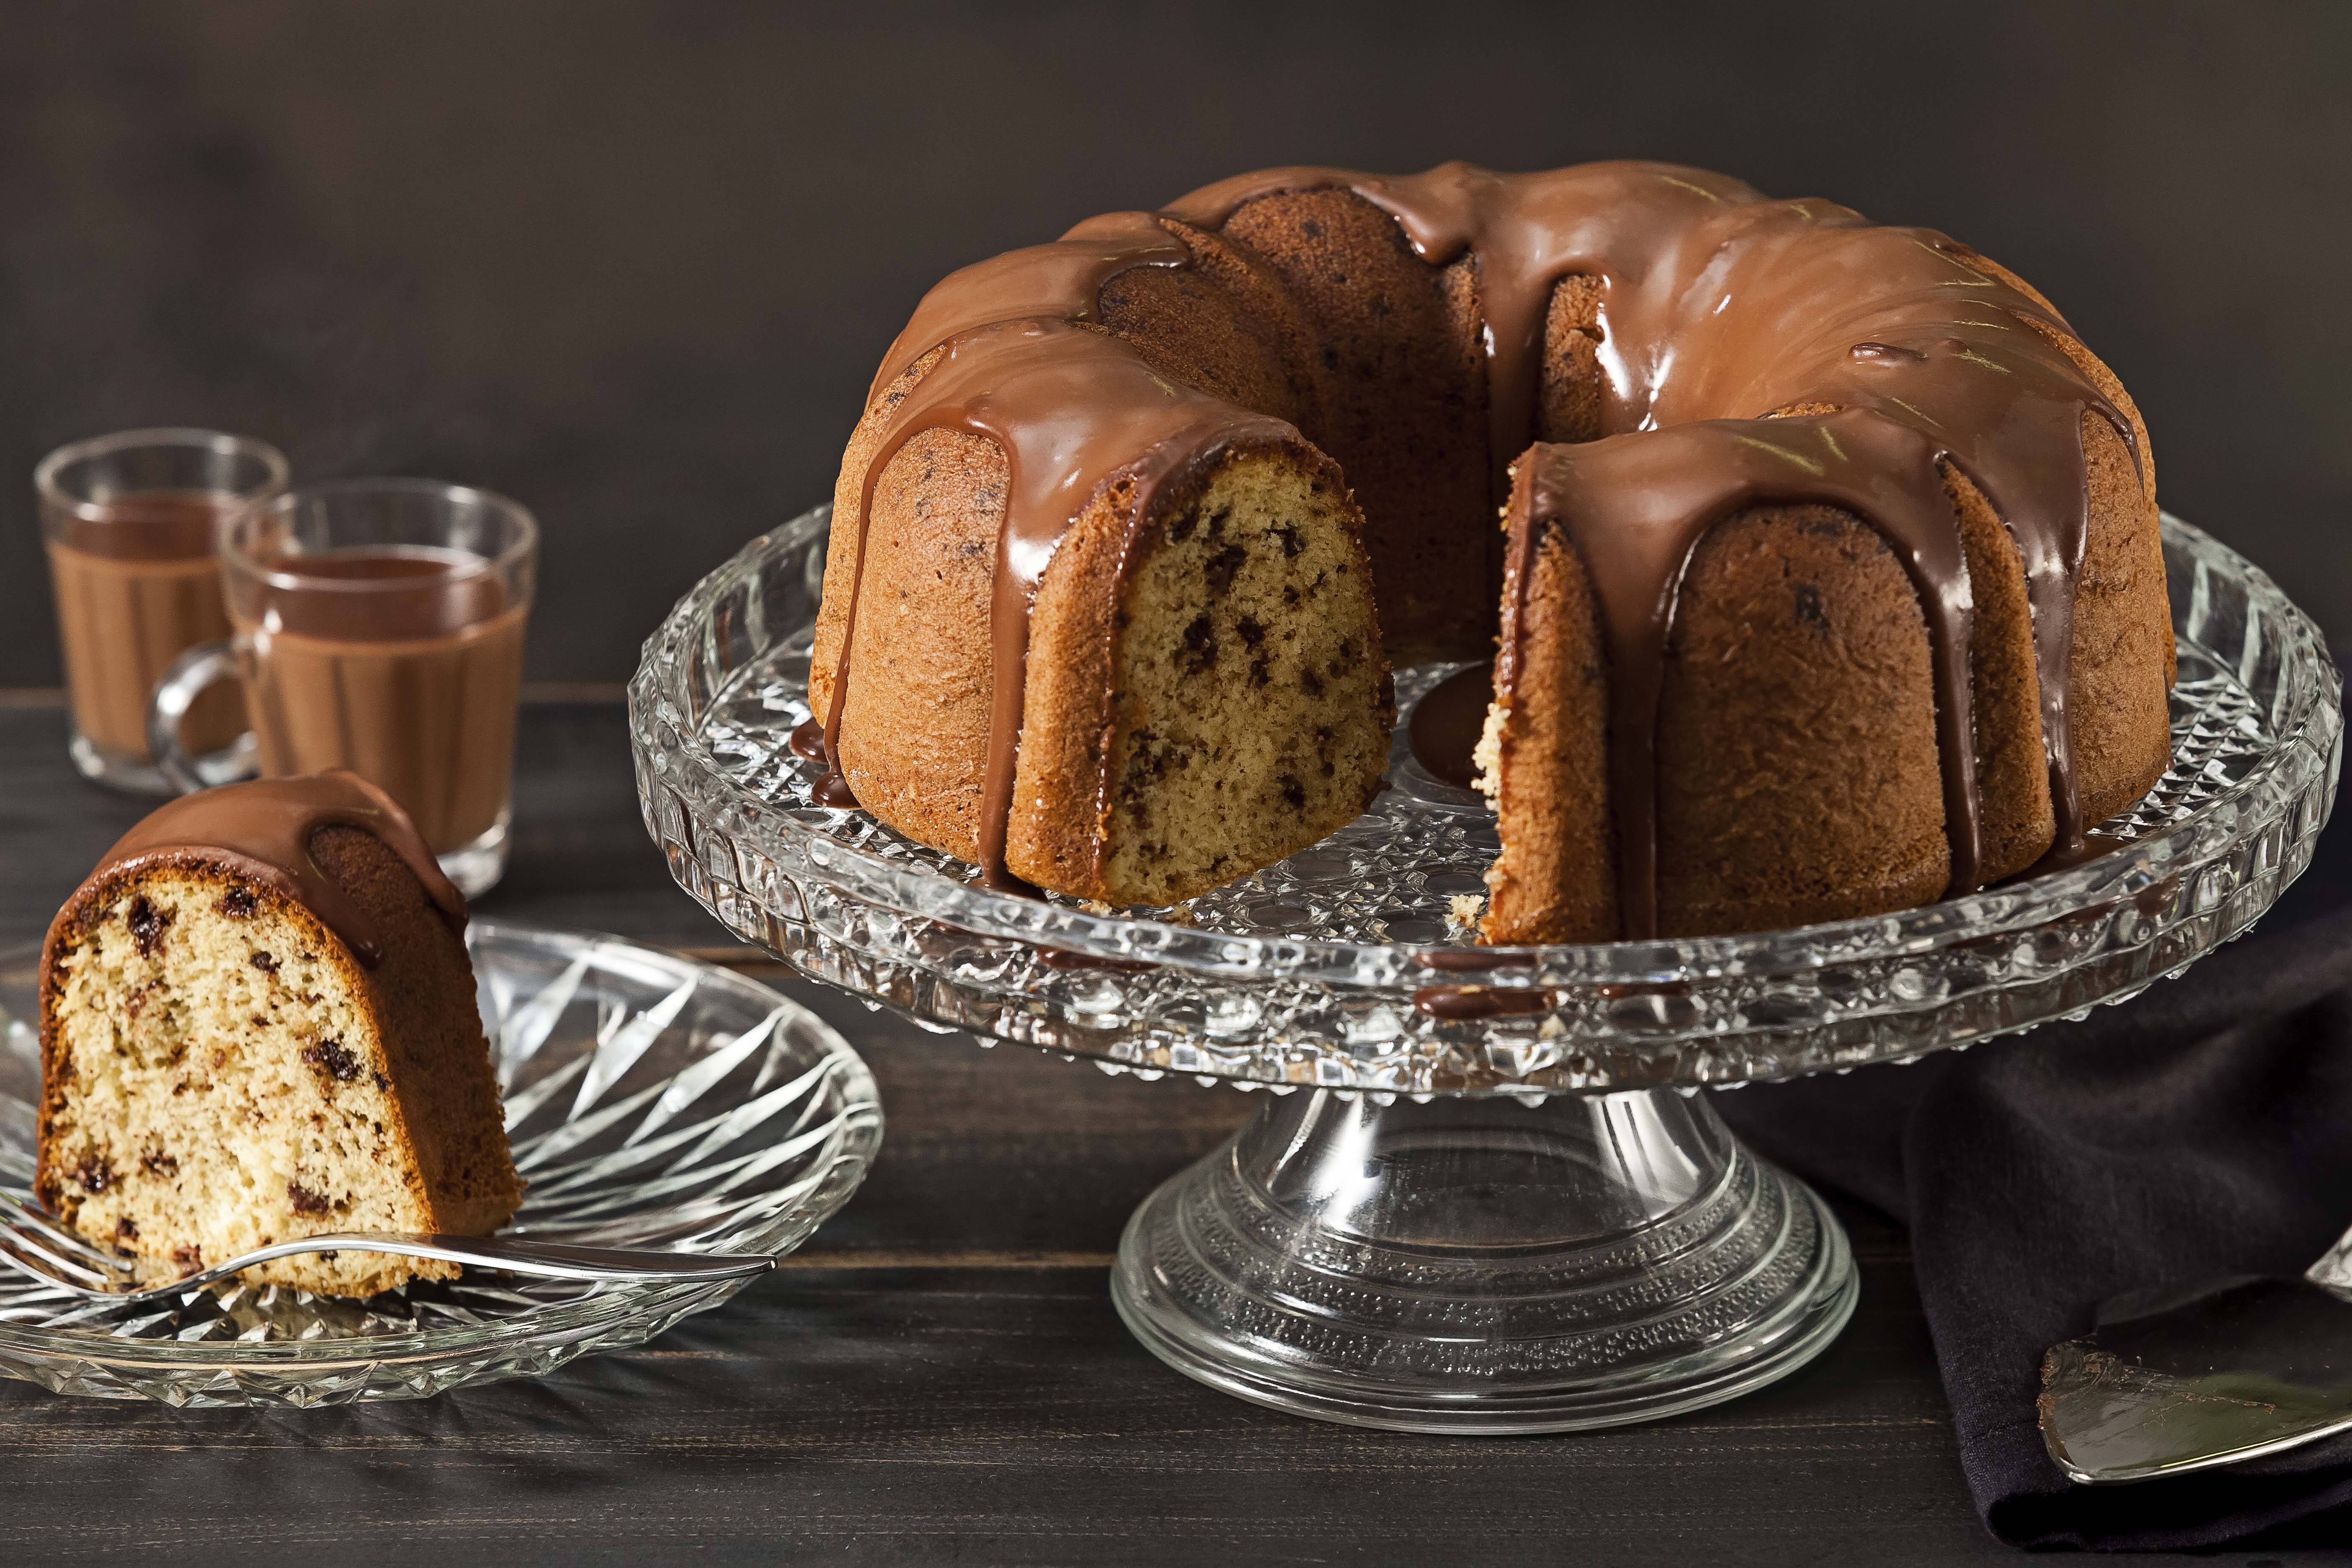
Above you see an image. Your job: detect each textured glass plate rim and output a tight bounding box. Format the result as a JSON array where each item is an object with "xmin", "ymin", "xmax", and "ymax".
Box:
[
  {"xmin": 632, "ymin": 505, "xmax": 2341, "ymax": 986},
  {"xmin": 0, "ymin": 920, "xmax": 883, "ymax": 1371}
]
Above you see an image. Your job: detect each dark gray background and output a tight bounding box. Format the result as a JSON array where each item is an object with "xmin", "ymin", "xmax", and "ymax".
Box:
[{"xmin": 3, "ymin": 0, "xmax": 2345, "ymax": 684}]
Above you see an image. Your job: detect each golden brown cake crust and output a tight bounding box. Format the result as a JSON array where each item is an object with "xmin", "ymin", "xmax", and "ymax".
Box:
[{"xmin": 37, "ymin": 812, "xmax": 521, "ymax": 1297}]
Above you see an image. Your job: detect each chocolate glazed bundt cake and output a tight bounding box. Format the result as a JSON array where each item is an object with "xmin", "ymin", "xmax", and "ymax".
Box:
[
  {"xmin": 38, "ymin": 771, "xmax": 523, "ymax": 1296},
  {"xmin": 806, "ymin": 161, "xmax": 2173, "ymax": 940}
]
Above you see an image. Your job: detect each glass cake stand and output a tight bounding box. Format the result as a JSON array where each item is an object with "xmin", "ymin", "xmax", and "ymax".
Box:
[{"xmin": 629, "ymin": 504, "xmax": 2340, "ymax": 1434}]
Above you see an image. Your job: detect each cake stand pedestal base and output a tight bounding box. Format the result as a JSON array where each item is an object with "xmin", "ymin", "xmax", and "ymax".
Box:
[{"xmin": 1112, "ymin": 1086, "xmax": 1856, "ymax": 1433}]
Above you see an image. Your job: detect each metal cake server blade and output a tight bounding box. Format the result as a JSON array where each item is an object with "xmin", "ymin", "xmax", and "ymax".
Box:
[{"xmin": 2040, "ymin": 1225, "xmax": 2352, "ymax": 1484}]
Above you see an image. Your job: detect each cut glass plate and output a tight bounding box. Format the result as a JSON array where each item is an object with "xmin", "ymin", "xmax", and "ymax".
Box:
[{"xmin": 0, "ymin": 921, "xmax": 882, "ymax": 1407}]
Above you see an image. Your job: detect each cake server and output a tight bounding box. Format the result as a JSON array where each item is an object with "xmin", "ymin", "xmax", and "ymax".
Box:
[
  {"xmin": 2040, "ymin": 1224, "xmax": 2352, "ymax": 1483},
  {"xmin": 0, "ymin": 1188, "xmax": 771, "ymax": 1302}
]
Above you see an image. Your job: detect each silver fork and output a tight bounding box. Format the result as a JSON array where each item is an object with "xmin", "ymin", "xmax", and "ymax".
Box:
[{"xmin": 0, "ymin": 1187, "xmax": 771, "ymax": 1302}]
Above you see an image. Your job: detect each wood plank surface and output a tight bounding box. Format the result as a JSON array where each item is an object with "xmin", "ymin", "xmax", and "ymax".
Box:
[{"xmin": 0, "ymin": 702, "xmax": 2328, "ymax": 1565}]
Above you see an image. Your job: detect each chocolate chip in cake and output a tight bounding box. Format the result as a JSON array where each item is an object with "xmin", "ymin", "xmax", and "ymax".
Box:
[
  {"xmin": 302, "ymin": 1037, "xmax": 362, "ymax": 1083},
  {"xmin": 171, "ymin": 1243, "xmax": 203, "ymax": 1274},
  {"xmin": 287, "ymin": 1181, "xmax": 336, "ymax": 1216},
  {"xmin": 1203, "ymin": 544, "xmax": 1246, "ymax": 596},
  {"xmin": 250, "ymin": 950, "xmax": 278, "ymax": 973},
  {"xmin": 125, "ymin": 895, "xmax": 170, "ymax": 956},
  {"xmin": 373, "ymin": 1072, "xmax": 392, "ymax": 1092},
  {"xmin": 75, "ymin": 1155, "xmax": 113, "ymax": 1194},
  {"xmin": 217, "ymin": 887, "xmax": 257, "ymax": 918},
  {"xmin": 142, "ymin": 1148, "xmax": 178, "ymax": 1178},
  {"xmin": 115, "ymin": 1217, "xmax": 138, "ymax": 1242},
  {"xmin": 1178, "ymin": 614, "xmax": 1217, "ymax": 674}
]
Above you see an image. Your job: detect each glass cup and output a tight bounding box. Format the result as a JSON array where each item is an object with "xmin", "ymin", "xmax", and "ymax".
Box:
[
  {"xmin": 149, "ymin": 479, "xmax": 537, "ymax": 897},
  {"xmin": 36, "ymin": 428, "xmax": 290, "ymax": 794}
]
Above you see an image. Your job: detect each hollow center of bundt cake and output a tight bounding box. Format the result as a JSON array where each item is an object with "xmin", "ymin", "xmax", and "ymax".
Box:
[
  {"xmin": 43, "ymin": 870, "xmax": 433, "ymax": 1292},
  {"xmin": 1102, "ymin": 455, "xmax": 1390, "ymax": 904}
]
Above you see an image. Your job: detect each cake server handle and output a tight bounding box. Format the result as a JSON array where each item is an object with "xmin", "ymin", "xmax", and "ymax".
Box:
[{"xmin": 2039, "ymin": 1220, "xmax": 2352, "ymax": 1483}]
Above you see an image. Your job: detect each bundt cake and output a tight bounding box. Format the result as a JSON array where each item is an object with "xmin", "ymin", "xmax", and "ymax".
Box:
[
  {"xmin": 38, "ymin": 770, "xmax": 524, "ymax": 1296},
  {"xmin": 807, "ymin": 160, "xmax": 2173, "ymax": 940}
]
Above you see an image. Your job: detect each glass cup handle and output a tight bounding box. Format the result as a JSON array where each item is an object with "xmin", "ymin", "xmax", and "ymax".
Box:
[{"xmin": 148, "ymin": 638, "xmax": 259, "ymax": 795}]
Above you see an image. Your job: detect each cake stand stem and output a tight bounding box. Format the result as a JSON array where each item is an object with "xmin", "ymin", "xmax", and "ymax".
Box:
[{"xmin": 1112, "ymin": 1083, "xmax": 1855, "ymax": 1433}]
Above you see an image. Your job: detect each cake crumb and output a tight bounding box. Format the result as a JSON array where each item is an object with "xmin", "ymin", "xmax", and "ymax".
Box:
[{"xmin": 1472, "ymin": 701, "xmax": 1507, "ymax": 803}]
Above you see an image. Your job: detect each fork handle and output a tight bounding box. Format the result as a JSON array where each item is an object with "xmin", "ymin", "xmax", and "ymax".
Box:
[
  {"xmin": 398, "ymin": 1235, "xmax": 776, "ymax": 1280},
  {"xmin": 133, "ymin": 1233, "xmax": 773, "ymax": 1300}
]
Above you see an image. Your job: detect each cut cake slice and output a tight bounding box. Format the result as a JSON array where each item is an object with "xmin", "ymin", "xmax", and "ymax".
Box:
[{"xmin": 36, "ymin": 771, "xmax": 524, "ymax": 1297}]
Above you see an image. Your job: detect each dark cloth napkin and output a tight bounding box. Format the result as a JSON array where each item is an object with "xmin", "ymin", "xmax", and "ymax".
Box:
[{"xmin": 1716, "ymin": 708, "xmax": 2352, "ymax": 1551}]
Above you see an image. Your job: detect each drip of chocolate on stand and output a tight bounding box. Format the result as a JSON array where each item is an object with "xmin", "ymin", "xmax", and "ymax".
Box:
[
  {"xmin": 818, "ymin": 162, "xmax": 2138, "ymax": 929},
  {"xmin": 1411, "ymin": 984, "xmax": 1553, "ymax": 1020},
  {"xmin": 2006, "ymin": 828, "xmax": 2135, "ymax": 882},
  {"xmin": 1036, "ymin": 947, "xmax": 1156, "ymax": 972}
]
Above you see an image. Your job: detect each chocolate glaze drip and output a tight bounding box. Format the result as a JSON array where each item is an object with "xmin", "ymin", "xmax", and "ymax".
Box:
[
  {"xmin": 2006, "ymin": 828, "xmax": 2135, "ymax": 882},
  {"xmin": 1036, "ymin": 946, "xmax": 1155, "ymax": 973},
  {"xmin": 1509, "ymin": 411, "xmax": 1981, "ymax": 939},
  {"xmin": 1408, "ymin": 663, "xmax": 1495, "ymax": 788},
  {"xmin": 788, "ymin": 717, "xmax": 829, "ymax": 763},
  {"xmin": 832, "ymin": 160, "xmax": 2136, "ymax": 925},
  {"xmin": 869, "ymin": 212, "xmax": 1191, "ymax": 404},
  {"xmin": 824, "ymin": 320, "xmax": 1291, "ymax": 890},
  {"xmin": 1412, "ymin": 984, "xmax": 1552, "ymax": 1020},
  {"xmin": 71, "ymin": 770, "xmax": 464, "ymax": 967},
  {"xmin": 826, "ymin": 211, "xmax": 1257, "ymax": 886}
]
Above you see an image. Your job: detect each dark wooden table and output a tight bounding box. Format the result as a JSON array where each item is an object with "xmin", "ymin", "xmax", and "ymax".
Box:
[{"xmin": 0, "ymin": 696, "xmax": 2327, "ymax": 1566}]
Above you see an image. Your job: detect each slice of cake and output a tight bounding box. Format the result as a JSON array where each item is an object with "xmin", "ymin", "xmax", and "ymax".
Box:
[{"xmin": 36, "ymin": 770, "xmax": 524, "ymax": 1297}]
